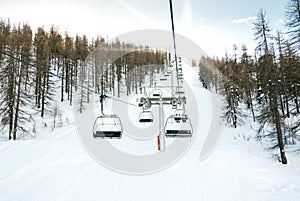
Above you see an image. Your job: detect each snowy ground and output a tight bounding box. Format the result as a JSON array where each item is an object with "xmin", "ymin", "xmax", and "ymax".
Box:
[{"xmin": 0, "ymin": 62, "xmax": 299, "ymax": 201}]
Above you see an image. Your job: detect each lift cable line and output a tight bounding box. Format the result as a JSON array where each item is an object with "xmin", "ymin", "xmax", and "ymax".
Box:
[
  {"xmin": 169, "ymin": 0, "xmax": 180, "ymax": 89},
  {"xmin": 0, "ymin": 50, "xmax": 57, "ymax": 78},
  {"xmin": 104, "ymin": 95, "xmax": 140, "ymax": 108}
]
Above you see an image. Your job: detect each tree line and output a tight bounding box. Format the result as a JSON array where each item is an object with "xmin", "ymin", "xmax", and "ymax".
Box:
[
  {"xmin": 0, "ymin": 20, "xmax": 166, "ymax": 140},
  {"xmin": 199, "ymin": 0, "xmax": 300, "ymax": 164}
]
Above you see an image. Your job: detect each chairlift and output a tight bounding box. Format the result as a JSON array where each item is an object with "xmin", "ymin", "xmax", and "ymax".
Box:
[
  {"xmin": 174, "ymin": 108, "xmax": 188, "ymax": 122},
  {"xmin": 139, "ymin": 110, "xmax": 154, "ymax": 123},
  {"xmin": 164, "ymin": 115, "xmax": 193, "ymax": 138},
  {"xmin": 93, "ymin": 114, "xmax": 123, "ymax": 139},
  {"xmin": 176, "ymin": 87, "xmax": 185, "ymax": 95},
  {"xmin": 150, "ymin": 89, "xmax": 162, "ymax": 98}
]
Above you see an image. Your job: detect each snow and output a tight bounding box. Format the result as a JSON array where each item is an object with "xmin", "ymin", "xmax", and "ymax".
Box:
[{"xmin": 0, "ymin": 61, "xmax": 300, "ymax": 201}]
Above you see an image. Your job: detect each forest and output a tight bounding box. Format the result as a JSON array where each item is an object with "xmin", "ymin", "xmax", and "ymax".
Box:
[
  {"xmin": 0, "ymin": 21, "xmax": 166, "ymax": 141},
  {"xmin": 199, "ymin": 1, "xmax": 300, "ymax": 164}
]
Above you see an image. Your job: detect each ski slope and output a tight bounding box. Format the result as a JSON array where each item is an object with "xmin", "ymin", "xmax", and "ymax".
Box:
[{"xmin": 0, "ymin": 62, "xmax": 300, "ymax": 201}]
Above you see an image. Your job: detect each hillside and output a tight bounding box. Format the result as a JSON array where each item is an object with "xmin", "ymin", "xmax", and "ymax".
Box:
[{"xmin": 0, "ymin": 61, "xmax": 299, "ymax": 201}]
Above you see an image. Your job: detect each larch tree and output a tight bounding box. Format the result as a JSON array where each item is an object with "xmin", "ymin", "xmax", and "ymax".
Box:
[
  {"xmin": 285, "ymin": 0, "xmax": 300, "ymax": 52},
  {"xmin": 240, "ymin": 44, "xmax": 256, "ymax": 122},
  {"xmin": 254, "ymin": 9, "xmax": 288, "ymax": 164},
  {"xmin": 0, "ymin": 22, "xmax": 15, "ymax": 140},
  {"xmin": 34, "ymin": 27, "xmax": 53, "ymax": 117},
  {"xmin": 285, "ymin": 0, "xmax": 300, "ymax": 142},
  {"xmin": 12, "ymin": 24, "xmax": 34, "ymax": 139}
]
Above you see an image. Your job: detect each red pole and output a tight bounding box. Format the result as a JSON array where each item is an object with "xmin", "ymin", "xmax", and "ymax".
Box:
[{"xmin": 157, "ymin": 136, "xmax": 160, "ymax": 151}]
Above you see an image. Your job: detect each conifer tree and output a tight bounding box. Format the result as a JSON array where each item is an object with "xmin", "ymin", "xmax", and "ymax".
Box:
[
  {"xmin": 285, "ymin": 0, "xmax": 300, "ymax": 52},
  {"xmin": 254, "ymin": 10, "xmax": 288, "ymax": 164}
]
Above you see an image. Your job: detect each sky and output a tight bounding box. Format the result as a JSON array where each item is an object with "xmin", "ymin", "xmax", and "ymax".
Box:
[{"xmin": 0, "ymin": 0, "xmax": 289, "ymax": 57}]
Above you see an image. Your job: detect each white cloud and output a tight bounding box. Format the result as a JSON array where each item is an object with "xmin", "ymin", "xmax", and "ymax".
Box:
[{"xmin": 232, "ymin": 16, "xmax": 257, "ymax": 24}]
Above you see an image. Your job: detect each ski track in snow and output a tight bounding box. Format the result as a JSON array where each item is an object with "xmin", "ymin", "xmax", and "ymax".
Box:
[{"xmin": 0, "ymin": 62, "xmax": 300, "ymax": 201}]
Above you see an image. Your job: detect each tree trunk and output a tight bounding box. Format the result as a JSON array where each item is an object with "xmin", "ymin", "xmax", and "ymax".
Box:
[
  {"xmin": 271, "ymin": 94, "xmax": 288, "ymax": 164},
  {"xmin": 70, "ymin": 64, "xmax": 73, "ymax": 106},
  {"xmin": 8, "ymin": 60, "xmax": 15, "ymax": 140},
  {"xmin": 279, "ymin": 95, "xmax": 285, "ymax": 117},
  {"xmin": 285, "ymin": 95, "xmax": 290, "ymax": 118},
  {"xmin": 61, "ymin": 61, "xmax": 64, "ymax": 102},
  {"xmin": 13, "ymin": 62, "xmax": 23, "ymax": 140},
  {"xmin": 41, "ymin": 72, "xmax": 46, "ymax": 117}
]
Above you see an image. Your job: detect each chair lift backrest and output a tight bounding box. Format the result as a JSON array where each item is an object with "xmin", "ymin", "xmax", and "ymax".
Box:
[{"xmin": 164, "ymin": 115, "xmax": 193, "ymax": 137}]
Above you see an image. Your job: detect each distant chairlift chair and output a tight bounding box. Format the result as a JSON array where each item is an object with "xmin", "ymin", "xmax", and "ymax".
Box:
[
  {"xmin": 174, "ymin": 108, "xmax": 188, "ymax": 122},
  {"xmin": 151, "ymin": 89, "xmax": 162, "ymax": 98},
  {"xmin": 139, "ymin": 110, "xmax": 154, "ymax": 123},
  {"xmin": 160, "ymin": 77, "xmax": 167, "ymax": 81}
]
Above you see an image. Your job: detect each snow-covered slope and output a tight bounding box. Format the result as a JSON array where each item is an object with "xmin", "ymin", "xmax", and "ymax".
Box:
[{"xmin": 0, "ymin": 62, "xmax": 299, "ymax": 201}]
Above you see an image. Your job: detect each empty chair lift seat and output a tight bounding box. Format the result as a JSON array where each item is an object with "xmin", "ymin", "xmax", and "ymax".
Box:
[
  {"xmin": 93, "ymin": 115, "xmax": 123, "ymax": 139},
  {"xmin": 164, "ymin": 115, "xmax": 193, "ymax": 138},
  {"xmin": 139, "ymin": 111, "xmax": 154, "ymax": 123}
]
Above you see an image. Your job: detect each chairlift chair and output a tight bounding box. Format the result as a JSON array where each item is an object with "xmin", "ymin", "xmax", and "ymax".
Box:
[
  {"xmin": 174, "ymin": 108, "xmax": 188, "ymax": 122},
  {"xmin": 164, "ymin": 115, "xmax": 193, "ymax": 138},
  {"xmin": 176, "ymin": 87, "xmax": 185, "ymax": 95},
  {"xmin": 150, "ymin": 89, "xmax": 162, "ymax": 98},
  {"xmin": 93, "ymin": 114, "xmax": 123, "ymax": 139},
  {"xmin": 139, "ymin": 110, "xmax": 154, "ymax": 123},
  {"xmin": 160, "ymin": 75, "xmax": 167, "ymax": 81}
]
